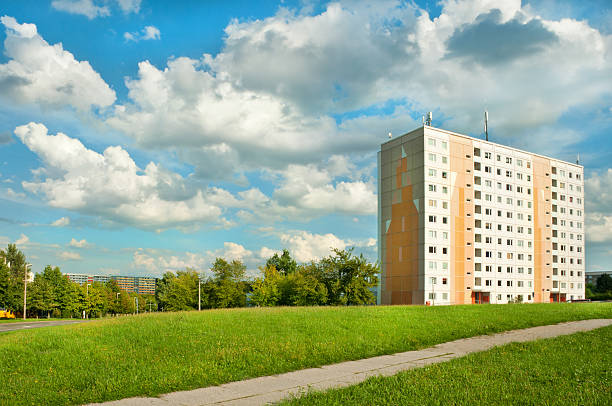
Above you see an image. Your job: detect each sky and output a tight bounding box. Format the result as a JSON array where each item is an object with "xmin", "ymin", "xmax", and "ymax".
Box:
[{"xmin": 0, "ymin": 0, "xmax": 610, "ymax": 278}]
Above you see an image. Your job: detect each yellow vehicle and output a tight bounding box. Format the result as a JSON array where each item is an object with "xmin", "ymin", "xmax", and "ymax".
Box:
[{"xmin": 0, "ymin": 309, "xmax": 16, "ymax": 319}]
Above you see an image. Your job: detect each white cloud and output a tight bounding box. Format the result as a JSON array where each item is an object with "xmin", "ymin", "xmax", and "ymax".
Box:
[
  {"xmin": 51, "ymin": 217, "xmax": 71, "ymax": 227},
  {"xmin": 124, "ymin": 25, "xmax": 161, "ymax": 42},
  {"xmin": 69, "ymin": 238, "xmax": 88, "ymax": 248},
  {"xmin": 100, "ymin": 1, "xmax": 611, "ymax": 228},
  {"xmin": 15, "ymin": 122, "xmax": 227, "ymax": 230},
  {"xmin": 116, "ymin": 0, "xmax": 141, "ymax": 14},
  {"xmin": 51, "ymin": 0, "xmax": 110, "ymax": 19},
  {"xmin": 0, "ymin": 16, "xmax": 116, "ymax": 110},
  {"xmin": 5, "ymin": 188, "xmax": 25, "ymax": 199},
  {"xmin": 51, "ymin": 0, "xmax": 140, "ymax": 18},
  {"xmin": 586, "ymin": 168, "xmax": 612, "ymax": 243},
  {"xmin": 59, "ymin": 251, "xmax": 82, "ymax": 260},
  {"xmin": 15, "ymin": 233, "xmax": 29, "ymax": 246},
  {"xmin": 279, "ymin": 230, "xmax": 347, "ymax": 263}
]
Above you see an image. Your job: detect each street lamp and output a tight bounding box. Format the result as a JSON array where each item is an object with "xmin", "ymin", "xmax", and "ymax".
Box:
[
  {"xmin": 23, "ymin": 263, "xmax": 31, "ymax": 320},
  {"xmin": 198, "ymin": 272, "xmax": 202, "ymax": 311},
  {"xmin": 430, "ymin": 277, "xmax": 436, "ymax": 306}
]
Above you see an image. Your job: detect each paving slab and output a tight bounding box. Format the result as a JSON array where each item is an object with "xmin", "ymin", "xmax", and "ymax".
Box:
[{"xmin": 86, "ymin": 318, "xmax": 612, "ymax": 406}]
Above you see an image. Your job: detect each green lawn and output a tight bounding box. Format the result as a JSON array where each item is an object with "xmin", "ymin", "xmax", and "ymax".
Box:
[
  {"xmin": 283, "ymin": 324, "xmax": 612, "ymax": 405},
  {"xmin": 1, "ymin": 303, "xmax": 610, "ymax": 405}
]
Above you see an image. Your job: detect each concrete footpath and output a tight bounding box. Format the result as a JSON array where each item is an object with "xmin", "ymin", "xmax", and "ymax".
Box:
[
  {"xmin": 0, "ymin": 319, "xmax": 86, "ymax": 333},
  {"xmin": 89, "ymin": 318, "xmax": 612, "ymax": 406}
]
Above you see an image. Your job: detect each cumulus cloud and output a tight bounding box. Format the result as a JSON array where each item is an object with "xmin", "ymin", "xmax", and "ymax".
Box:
[
  {"xmin": 279, "ymin": 230, "xmax": 346, "ymax": 262},
  {"xmin": 15, "ymin": 233, "xmax": 29, "ymax": 246},
  {"xmin": 0, "ymin": 16, "xmax": 116, "ymax": 110},
  {"xmin": 69, "ymin": 238, "xmax": 89, "ymax": 248},
  {"xmin": 131, "ymin": 242, "xmax": 266, "ymax": 277},
  {"xmin": 51, "ymin": 216, "xmax": 70, "ymax": 227},
  {"xmin": 59, "ymin": 251, "xmax": 82, "ymax": 260},
  {"xmin": 15, "ymin": 122, "xmax": 226, "ymax": 230},
  {"xmin": 51, "ymin": 0, "xmax": 140, "ymax": 18},
  {"xmin": 104, "ymin": 0, "xmax": 611, "ymax": 198},
  {"xmin": 124, "ymin": 26, "xmax": 161, "ymax": 42},
  {"xmin": 51, "ymin": 0, "xmax": 110, "ymax": 19},
  {"xmin": 585, "ymin": 168, "xmax": 612, "ymax": 243}
]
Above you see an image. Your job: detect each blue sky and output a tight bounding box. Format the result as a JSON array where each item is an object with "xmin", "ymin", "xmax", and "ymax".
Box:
[{"xmin": 0, "ymin": 0, "xmax": 610, "ymax": 277}]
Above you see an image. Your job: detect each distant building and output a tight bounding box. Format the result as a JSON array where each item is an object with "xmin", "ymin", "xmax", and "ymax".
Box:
[
  {"xmin": 378, "ymin": 124, "xmax": 585, "ymax": 305},
  {"xmin": 64, "ymin": 273, "xmax": 156, "ymax": 295},
  {"xmin": 585, "ymin": 270, "xmax": 612, "ymax": 286}
]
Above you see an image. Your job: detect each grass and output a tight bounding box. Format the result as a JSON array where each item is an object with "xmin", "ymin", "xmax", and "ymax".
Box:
[
  {"xmin": 1, "ymin": 303, "xmax": 610, "ymax": 405},
  {"xmin": 282, "ymin": 325, "xmax": 612, "ymax": 405}
]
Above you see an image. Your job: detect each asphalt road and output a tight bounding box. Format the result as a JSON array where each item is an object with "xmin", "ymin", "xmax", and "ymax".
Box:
[{"xmin": 0, "ymin": 320, "xmax": 87, "ymax": 333}]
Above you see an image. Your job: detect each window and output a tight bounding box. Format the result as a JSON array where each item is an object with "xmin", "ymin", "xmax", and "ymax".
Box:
[
  {"xmin": 442, "ymin": 156, "xmax": 448, "ymax": 164},
  {"xmin": 485, "ymin": 152, "xmax": 491, "ymax": 159},
  {"xmin": 474, "ymin": 148, "xmax": 481, "ymax": 157},
  {"xmin": 429, "ymin": 184, "xmax": 437, "ymax": 192},
  {"xmin": 429, "ymin": 215, "xmax": 436, "ymax": 223},
  {"xmin": 506, "ymin": 157, "xmax": 512, "ymax": 164},
  {"xmin": 441, "ymin": 141, "xmax": 447, "ymax": 150},
  {"xmin": 428, "ymin": 199, "xmax": 437, "ymax": 207},
  {"xmin": 429, "ymin": 230, "xmax": 437, "ymax": 238},
  {"xmin": 428, "ymin": 169, "xmax": 436, "ymax": 177},
  {"xmin": 429, "ymin": 246, "xmax": 436, "ymax": 253},
  {"xmin": 428, "ymin": 153, "xmax": 436, "ymax": 162},
  {"xmin": 428, "ymin": 138, "xmax": 436, "ymax": 146}
]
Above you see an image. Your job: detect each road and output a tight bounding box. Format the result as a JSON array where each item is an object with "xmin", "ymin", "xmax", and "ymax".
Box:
[{"xmin": 0, "ymin": 320, "xmax": 87, "ymax": 333}]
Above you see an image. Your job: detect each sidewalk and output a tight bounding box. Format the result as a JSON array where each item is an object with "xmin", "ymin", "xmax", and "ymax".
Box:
[{"xmin": 88, "ymin": 318, "xmax": 612, "ymax": 406}]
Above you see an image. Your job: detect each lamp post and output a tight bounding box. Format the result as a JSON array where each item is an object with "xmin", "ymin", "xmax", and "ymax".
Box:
[
  {"xmin": 198, "ymin": 272, "xmax": 201, "ymax": 311},
  {"xmin": 23, "ymin": 263, "xmax": 31, "ymax": 320}
]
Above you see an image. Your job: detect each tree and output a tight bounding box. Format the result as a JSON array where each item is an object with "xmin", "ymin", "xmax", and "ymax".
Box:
[
  {"xmin": 595, "ymin": 274, "xmax": 612, "ymax": 293},
  {"xmin": 250, "ymin": 265, "xmax": 282, "ymax": 306},
  {"xmin": 0, "ymin": 262, "xmax": 9, "ymax": 309},
  {"xmin": 289, "ymin": 267, "xmax": 328, "ymax": 306},
  {"xmin": 316, "ymin": 249, "xmax": 379, "ymax": 305},
  {"xmin": 29, "ymin": 275, "xmax": 54, "ymax": 318},
  {"xmin": 0, "ymin": 244, "xmax": 27, "ymax": 312},
  {"xmin": 209, "ymin": 258, "xmax": 246, "ymax": 308},
  {"xmin": 157, "ymin": 270, "xmax": 198, "ymax": 311},
  {"xmin": 266, "ymin": 250, "xmax": 297, "ymax": 276}
]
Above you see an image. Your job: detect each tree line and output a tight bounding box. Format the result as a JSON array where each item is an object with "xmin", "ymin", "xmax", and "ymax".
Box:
[
  {"xmin": 156, "ymin": 248, "xmax": 379, "ymax": 311},
  {"xmin": 0, "ymin": 244, "xmax": 154, "ymax": 318},
  {"xmin": 1, "ymin": 244, "xmax": 379, "ymax": 318}
]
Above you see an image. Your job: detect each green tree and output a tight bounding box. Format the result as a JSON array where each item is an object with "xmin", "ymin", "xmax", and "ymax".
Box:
[
  {"xmin": 250, "ymin": 265, "xmax": 282, "ymax": 306},
  {"xmin": 157, "ymin": 270, "xmax": 198, "ymax": 311},
  {"xmin": 266, "ymin": 249, "xmax": 297, "ymax": 276},
  {"xmin": 0, "ymin": 244, "xmax": 27, "ymax": 312},
  {"xmin": 29, "ymin": 275, "xmax": 54, "ymax": 318},
  {"xmin": 316, "ymin": 249, "xmax": 379, "ymax": 305},
  {"xmin": 289, "ymin": 266, "xmax": 328, "ymax": 306},
  {"xmin": 0, "ymin": 262, "xmax": 9, "ymax": 309},
  {"xmin": 209, "ymin": 258, "xmax": 246, "ymax": 308},
  {"xmin": 595, "ymin": 274, "xmax": 612, "ymax": 293}
]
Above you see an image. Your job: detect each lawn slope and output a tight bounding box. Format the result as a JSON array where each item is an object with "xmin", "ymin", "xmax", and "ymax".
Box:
[
  {"xmin": 1, "ymin": 303, "xmax": 610, "ymax": 405},
  {"xmin": 283, "ymin": 324, "xmax": 612, "ymax": 405}
]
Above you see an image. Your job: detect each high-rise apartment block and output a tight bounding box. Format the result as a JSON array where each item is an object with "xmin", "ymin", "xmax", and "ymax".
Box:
[{"xmin": 378, "ymin": 125, "xmax": 585, "ymax": 305}]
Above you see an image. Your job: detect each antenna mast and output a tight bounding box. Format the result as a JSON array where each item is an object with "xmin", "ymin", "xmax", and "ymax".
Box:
[{"xmin": 484, "ymin": 110, "xmax": 489, "ymax": 142}]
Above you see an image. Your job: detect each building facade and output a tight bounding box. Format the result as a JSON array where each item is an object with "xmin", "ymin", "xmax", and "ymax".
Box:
[
  {"xmin": 378, "ymin": 126, "xmax": 585, "ymax": 305},
  {"xmin": 65, "ymin": 273, "xmax": 156, "ymax": 295},
  {"xmin": 585, "ymin": 270, "xmax": 612, "ymax": 287}
]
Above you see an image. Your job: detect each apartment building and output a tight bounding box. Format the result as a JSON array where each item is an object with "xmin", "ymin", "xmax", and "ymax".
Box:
[
  {"xmin": 378, "ymin": 125, "xmax": 585, "ymax": 305},
  {"xmin": 65, "ymin": 273, "xmax": 156, "ymax": 295}
]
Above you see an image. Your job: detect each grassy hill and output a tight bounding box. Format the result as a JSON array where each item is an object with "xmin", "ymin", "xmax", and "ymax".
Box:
[{"xmin": 1, "ymin": 303, "xmax": 611, "ymax": 405}]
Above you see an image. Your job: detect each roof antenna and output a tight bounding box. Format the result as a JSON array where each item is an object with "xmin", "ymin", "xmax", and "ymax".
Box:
[
  {"xmin": 576, "ymin": 153, "xmax": 580, "ymax": 165},
  {"xmin": 388, "ymin": 132, "xmax": 392, "ymax": 139},
  {"xmin": 425, "ymin": 112, "xmax": 432, "ymax": 126},
  {"xmin": 484, "ymin": 110, "xmax": 489, "ymax": 142}
]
